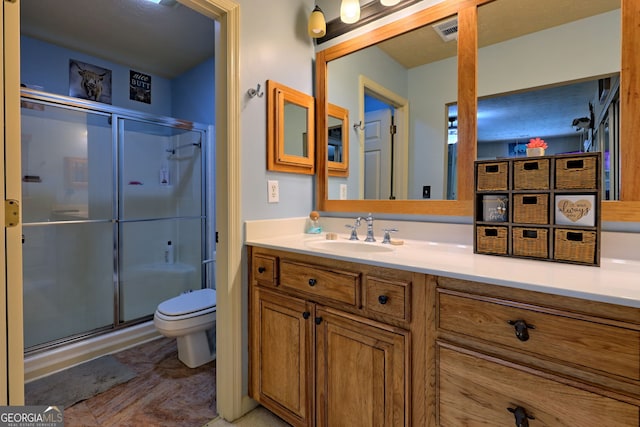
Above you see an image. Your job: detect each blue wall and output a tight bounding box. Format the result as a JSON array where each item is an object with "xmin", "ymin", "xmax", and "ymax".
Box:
[
  {"xmin": 20, "ymin": 35, "xmax": 214, "ymax": 125},
  {"xmin": 171, "ymin": 57, "xmax": 215, "ymax": 125}
]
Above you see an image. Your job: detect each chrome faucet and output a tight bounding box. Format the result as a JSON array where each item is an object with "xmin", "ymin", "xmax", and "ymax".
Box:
[
  {"xmin": 364, "ymin": 213, "xmax": 376, "ymax": 242},
  {"xmin": 345, "ymin": 217, "xmax": 362, "ymax": 240}
]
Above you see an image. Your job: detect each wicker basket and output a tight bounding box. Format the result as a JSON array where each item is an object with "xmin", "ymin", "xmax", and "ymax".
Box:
[
  {"xmin": 513, "ymin": 194, "xmax": 549, "ymax": 224},
  {"xmin": 476, "ymin": 226, "xmax": 508, "ymax": 255},
  {"xmin": 513, "ymin": 227, "xmax": 548, "ymax": 258},
  {"xmin": 555, "ymin": 156, "xmax": 597, "ymax": 189},
  {"xmin": 513, "ymin": 158, "xmax": 550, "ymax": 190},
  {"xmin": 477, "ymin": 162, "xmax": 509, "ymax": 191},
  {"xmin": 554, "ymin": 229, "xmax": 597, "ymax": 264}
]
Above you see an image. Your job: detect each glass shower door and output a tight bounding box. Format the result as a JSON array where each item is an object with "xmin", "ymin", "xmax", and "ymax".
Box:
[
  {"xmin": 118, "ymin": 118, "xmax": 205, "ymax": 322},
  {"xmin": 21, "ymin": 100, "xmax": 114, "ymax": 349}
]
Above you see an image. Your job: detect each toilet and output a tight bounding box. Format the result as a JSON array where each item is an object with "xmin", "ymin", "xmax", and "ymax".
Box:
[{"xmin": 153, "ymin": 288, "xmax": 217, "ymax": 368}]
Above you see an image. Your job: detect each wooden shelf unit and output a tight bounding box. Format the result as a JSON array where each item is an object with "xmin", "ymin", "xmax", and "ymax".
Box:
[{"xmin": 474, "ymin": 152, "xmax": 601, "ymax": 266}]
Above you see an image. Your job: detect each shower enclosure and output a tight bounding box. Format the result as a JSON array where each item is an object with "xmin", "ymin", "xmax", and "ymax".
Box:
[{"xmin": 20, "ymin": 89, "xmax": 212, "ymax": 352}]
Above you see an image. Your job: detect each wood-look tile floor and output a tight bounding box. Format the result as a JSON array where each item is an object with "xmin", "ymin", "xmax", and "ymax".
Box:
[{"xmin": 63, "ymin": 337, "xmax": 217, "ymax": 427}]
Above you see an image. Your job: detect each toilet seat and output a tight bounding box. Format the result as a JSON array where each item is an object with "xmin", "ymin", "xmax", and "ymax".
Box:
[{"xmin": 156, "ymin": 288, "xmax": 216, "ymax": 320}]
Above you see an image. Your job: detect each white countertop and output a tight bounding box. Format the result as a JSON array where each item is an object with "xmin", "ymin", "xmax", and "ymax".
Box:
[{"xmin": 246, "ymin": 222, "xmax": 640, "ymax": 309}]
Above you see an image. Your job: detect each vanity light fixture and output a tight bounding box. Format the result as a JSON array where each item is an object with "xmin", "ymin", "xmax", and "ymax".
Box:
[
  {"xmin": 308, "ymin": 5, "xmax": 327, "ymax": 38},
  {"xmin": 313, "ymin": 0, "xmax": 420, "ymax": 42},
  {"xmin": 340, "ymin": 0, "xmax": 361, "ymax": 24}
]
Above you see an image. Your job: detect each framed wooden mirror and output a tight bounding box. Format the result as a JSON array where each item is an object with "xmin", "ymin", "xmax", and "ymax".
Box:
[
  {"xmin": 328, "ymin": 103, "xmax": 349, "ymax": 177},
  {"xmin": 315, "ymin": 0, "xmax": 640, "ymax": 222},
  {"xmin": 267, "ymin": 80, "xmax": 315, "ymax": 174}
]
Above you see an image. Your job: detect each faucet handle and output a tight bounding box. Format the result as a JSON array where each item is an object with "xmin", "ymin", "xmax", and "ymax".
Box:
[
  {"xmin": 345, "ymin": 217, "xmax": 362, "ymax": 240},
  {"xmin": 382, "ymin": 228, "xmax": 398, "ymax": 244}
]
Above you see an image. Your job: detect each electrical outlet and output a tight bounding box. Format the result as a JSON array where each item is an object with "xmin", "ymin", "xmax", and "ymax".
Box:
[
  {"xmin": 267, "ymin": 180, "xmax": 279, "ymax": 203},
  {"xmin": 422, "ymin": 185, "xmax": 431, "ymax": 199},
  {"xmin": 339, "ymin": 184, "xmax": 348, "ymax": 200}
]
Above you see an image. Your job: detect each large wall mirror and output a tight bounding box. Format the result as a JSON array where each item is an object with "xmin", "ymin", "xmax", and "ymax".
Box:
[
  {"xmin": 476, "ymin": 0, "xmax": 620, "ymax": 200},
  {"xmin": 316, "ymin": 0, "xmax": 640, "ymax": 221}
]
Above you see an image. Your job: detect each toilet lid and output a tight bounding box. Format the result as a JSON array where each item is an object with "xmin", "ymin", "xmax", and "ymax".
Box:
[{"xmin": 157, "ymin": 288, "xmax": 217, "ymax": 316}]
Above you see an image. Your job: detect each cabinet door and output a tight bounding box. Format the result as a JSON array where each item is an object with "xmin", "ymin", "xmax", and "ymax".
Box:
[
  {"xmin": 315, "ymin": 307, "xmax": 408, "ymax": 427},
  {"xmin": 251, "ymin": 288, "xmax": 313, "ymax": 427}
]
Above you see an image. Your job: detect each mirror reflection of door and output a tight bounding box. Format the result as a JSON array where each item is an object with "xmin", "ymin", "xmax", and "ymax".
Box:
[
  {"xmin": 364, "ymin": 107, "xmax": 392, "ymax": 199},
  {"xmin": 361, "ymin": 86, "xmax": 408, "ymax": 200}
]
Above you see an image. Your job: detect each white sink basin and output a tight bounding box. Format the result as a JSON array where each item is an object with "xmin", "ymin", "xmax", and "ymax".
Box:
[{"xmin": 305, "ymin": 239, "xmax": 395, "ymax": 254}]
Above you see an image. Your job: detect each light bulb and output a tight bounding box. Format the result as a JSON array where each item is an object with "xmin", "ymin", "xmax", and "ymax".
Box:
[
  {"xmin": 380, "ymin": 0, "xmax": 401, "ymax": 5},
  {"xmin": 308, "ymin": 6, "xmax": 326, "ymax": 38},
  {"xmin": 340, "ymin": 0, "xmax": 361, "ymax": 24}
]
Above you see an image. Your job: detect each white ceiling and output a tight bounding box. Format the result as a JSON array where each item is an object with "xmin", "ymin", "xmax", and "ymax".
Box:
[
  {"xmin": 476, "ymin": 80, "xmax": 599, "ymax": 142},
  {"xmin": 20, "ymin": 0, "xmax": 215, "ymax": 79}
]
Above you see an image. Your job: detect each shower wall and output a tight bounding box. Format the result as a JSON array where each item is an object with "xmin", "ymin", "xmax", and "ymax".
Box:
[{"xmin": 21, "ymin": 91, "xmax": 210, "ymax": 350}]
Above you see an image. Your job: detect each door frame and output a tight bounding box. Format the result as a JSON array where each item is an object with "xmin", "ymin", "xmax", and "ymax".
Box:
[
  {"xmin": 3, "ymin": 0, "xmax": 25, "ymax": 406},
  {"xmin": 179, "ymin": 0, "xmax": 248, "ymax": 420},
  {"xmin": 3, "ymin": 0, "xmax": 248, "ymax": 420}
]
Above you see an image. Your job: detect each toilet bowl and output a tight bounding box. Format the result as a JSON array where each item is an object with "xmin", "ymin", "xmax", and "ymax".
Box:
[{"xmin": 153, "ymin": 288, "xmax": 216, "ymax": 368}]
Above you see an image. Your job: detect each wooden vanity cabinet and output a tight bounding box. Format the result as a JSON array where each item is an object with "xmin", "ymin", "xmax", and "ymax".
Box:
[
  {"xmin": 252, "ymin": 288, "xmax": 313, "ymax": 426},
  {"xmin": 435, "ymin": 277, "xmax": 640, "ymax": 427},
  {"xmin": 249, "ymin": 246, "xmax": 431, "ymax": 427},
  {"xmin": 250, "ymin": 246, "xmax": 640, "ymax": 426}
]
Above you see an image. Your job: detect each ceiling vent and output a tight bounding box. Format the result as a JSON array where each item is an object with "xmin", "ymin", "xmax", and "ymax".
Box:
[{"xmin": 432, "ymin": 17, "xmax": 458, "ymax": 42}]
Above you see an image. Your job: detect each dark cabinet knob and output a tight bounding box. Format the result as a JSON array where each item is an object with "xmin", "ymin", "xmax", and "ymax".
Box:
[
  {"xmin": 257, "ymin": 266, "xmax": 266, "ymax": 273},
  {"xmin": 308, "ymin": 278, "xmax": 317, "ymax": 286},
  {"xmin": 315, "ymin": 316, "xmax": 323, "ymax": 325},
  {"xmin": 378, "ymin": 295, "xmax": 389, "ymax": 305},
  {"xmin": 302, "ymin": 311, "xmax": 310, "ymax": 319},
  {"xmin": 507, "ymin": 406, "xmax": 535, "ymax": 427},
  {"xmin": 507, "ymin": 319, "xmax": 535, "ymax": 342}
]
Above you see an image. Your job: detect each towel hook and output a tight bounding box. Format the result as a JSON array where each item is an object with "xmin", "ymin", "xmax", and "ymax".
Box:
[
  {"xmin": 247, "ymin": 83, "xmax": 264, "ymax": 98},
  {"xmin": 353, "ymin": 121, "xmax": 364, "ymax": 131}
]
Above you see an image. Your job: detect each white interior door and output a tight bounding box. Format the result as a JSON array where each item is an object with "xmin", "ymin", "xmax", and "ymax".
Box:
[{"xmin": 364, "ymin": 108, "xmax": 392, "ymax": 199}]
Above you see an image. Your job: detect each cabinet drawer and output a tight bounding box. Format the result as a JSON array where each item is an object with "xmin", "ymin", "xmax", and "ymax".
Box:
[
  {"xmin": 438, "ymin": 290, "xmax": 640, "ymax": 380},
  {"xmin": 253, "ymin": 254, "xmax": 278, "ymax": 286},
  {"xmin": 280, "ymin": 260, "xmax": 360, "ymax": 307},
  {"xmin": 363, "ymin": 276, "xmax": 411, "ymax": 323},
  {"xmin": 438, "ymin": 344, "xmax": 639, "ymax": 427}
]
